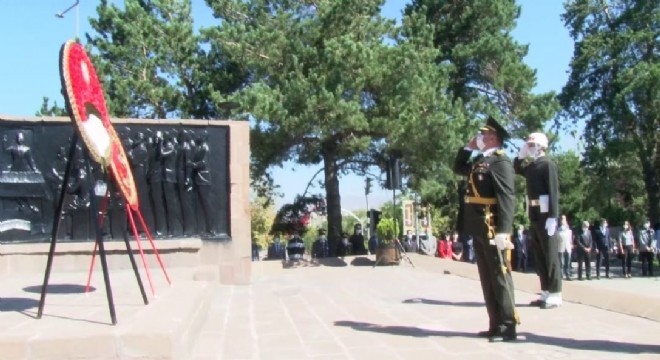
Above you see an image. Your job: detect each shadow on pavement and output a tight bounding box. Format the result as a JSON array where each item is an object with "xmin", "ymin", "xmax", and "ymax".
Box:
[
  {"xmin": 23, "ymin": 284, "xmax": 96, "ymax": 294},
  {"xmin": 335, "ymin": 320, "xmax": 660, "ymax": 355},
  {"xmin": 402, "ymin": 298, "xmax": 485, "ymax": 307},
  {"xmin": 315, "ymin": 258, "xmax": 348, "ymax": 267},
  {"xmin": 282, "ymin": 258, "xmax": 348, "ymax": 269},
  {"xmin": 520, "ymin": 333, "xmax": 660, "ymax": 355},
  {"xmin": 334, "ymin": 320, "xmax": 479, "ymax": 338},
  {"xmin": 0, "ymin": 297, "xmax": 38, "ymax": 312},
  {"xmin": 350, "ymin": 257, "xmax": 375, "ymax": 267}
]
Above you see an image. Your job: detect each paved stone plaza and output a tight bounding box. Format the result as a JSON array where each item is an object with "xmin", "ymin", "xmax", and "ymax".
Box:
[{"xmin": 1, "ymin": 253, "xmax": 659, "ymax": 359}]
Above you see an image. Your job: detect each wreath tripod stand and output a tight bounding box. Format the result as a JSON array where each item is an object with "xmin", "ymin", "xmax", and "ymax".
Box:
[{"xmin": 36, "ymin": 134, "xmax": 171, "ymax": 325}]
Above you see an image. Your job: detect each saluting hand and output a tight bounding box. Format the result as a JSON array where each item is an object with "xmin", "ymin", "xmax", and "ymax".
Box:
[
  {"xmin": 467, "ymin": 136, "xmax": 478, "ymax": 150},
  {"xmin": 545, "ymin": 218, "xmax": 557, "ymax": 236},
  {"xmin": 517, "ymin": 143, "xmax": 530, "ymax": 159}
]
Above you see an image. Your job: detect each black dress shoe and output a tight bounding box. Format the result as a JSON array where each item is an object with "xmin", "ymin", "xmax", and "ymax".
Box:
[
  {"xmin": 478, "ymin": 329, "xmax": 495, "ymax": 337},
  {"xmin": 489, "ymin": 326, "xmax": 517, "ymax": 343},
  {"xmin": 529, "ymin": 299, "xmax": 544, "ymax": 307}
]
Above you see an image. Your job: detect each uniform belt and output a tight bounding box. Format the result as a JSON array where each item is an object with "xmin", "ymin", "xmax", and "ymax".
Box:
[
  {"xmin": 464, "ymin": 196, "xmax": 497, "ymax": 205},
  {"xmin": 529, "ymin": 199, "xmax": 540, "ymax": 206}
]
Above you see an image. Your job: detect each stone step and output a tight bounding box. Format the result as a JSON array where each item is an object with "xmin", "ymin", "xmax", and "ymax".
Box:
[
  {"xmin": 0, "ymin": 238, "xmax": 202, "ymax": 275},
  {"xmin": 0, "ymin": 268, "xmax": 214, "ymax": 360}
]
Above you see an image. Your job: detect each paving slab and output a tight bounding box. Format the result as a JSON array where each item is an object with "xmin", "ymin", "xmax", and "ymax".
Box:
[{"xmin": 192, "ymin": 254, "xmax": 660, "ymax": 360}]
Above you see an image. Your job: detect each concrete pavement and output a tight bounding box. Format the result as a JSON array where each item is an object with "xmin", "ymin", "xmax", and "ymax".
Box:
[
  {"xmin": 1, "ymin": 253, "xmax": 659, "ymax": 359},
  {"xmin": 192, "ymin": 254, "xmax": 660, "ymax": 359}
]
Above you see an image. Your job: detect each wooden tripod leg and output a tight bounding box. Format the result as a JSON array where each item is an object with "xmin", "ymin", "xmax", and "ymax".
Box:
[
  {"xmin": 84, "ymin": 160, "xmax": 117, "ymax": 325},
  {"xmin": 135, "ymin": 209, "xmax": 172, "ymax": 285},
  {"xmin": 85, "ymin": 189, "xmax": 111, "ymax": 293},
  {"xmin": 126, "ymin": 206, "xmax": 156, "ymax": 296},
  {"xmin": 124, "ymin": 204, "xmax": 148, "ymax": 305},
  {"xmin": 37, "ymin": 136, "xmax": 78, "ymax": 319}
]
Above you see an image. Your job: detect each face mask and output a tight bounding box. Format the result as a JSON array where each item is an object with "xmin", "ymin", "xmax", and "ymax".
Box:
[
  {"xmin": 476, "ymin": 133, "xmax": 486, "ymax": 151},
  {"xmin": 528, "ymin": 144, "xmax": 542, "ymax": 159}
]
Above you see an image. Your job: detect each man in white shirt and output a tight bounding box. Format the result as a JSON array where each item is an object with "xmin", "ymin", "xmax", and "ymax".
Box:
[{"xmin": 557, "ymin": 215, "xmax": 573, "ymax": 281}]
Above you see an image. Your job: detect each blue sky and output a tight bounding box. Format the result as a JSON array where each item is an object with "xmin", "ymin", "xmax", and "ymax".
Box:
[{"xmin": 0, "ymin": 1, "xmax": 574, "ymax": 211}]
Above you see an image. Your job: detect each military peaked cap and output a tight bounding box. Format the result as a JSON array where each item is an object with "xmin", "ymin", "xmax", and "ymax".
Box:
[{"xmin": 480, "ymin": 116, "xmax": 509, "ymax": 141}]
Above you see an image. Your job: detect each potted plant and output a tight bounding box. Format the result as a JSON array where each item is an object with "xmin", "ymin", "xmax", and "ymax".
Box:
[{"xmin": 375, "ymin": 217, "xmax": 400, "ymax": 265}]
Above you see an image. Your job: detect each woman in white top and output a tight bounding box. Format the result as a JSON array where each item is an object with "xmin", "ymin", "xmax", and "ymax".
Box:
[
  {"xmin": 618, "ymin": 220, "xmax": 636, "ymax": 278},
  {"xmin": 557, "ymin": 215, "xmax": 573, "ymax": 280}
]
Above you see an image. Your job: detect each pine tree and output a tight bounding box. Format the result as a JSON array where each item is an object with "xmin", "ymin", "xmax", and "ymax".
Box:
[
  {"xmin": 560, "ymin": 0, "xmax": 659, "ymax": 222},
  {"xmin": 203, "ymin": 0, "xmax": 445, "ymax": 246},
  {"xmin": 402, "ymin": 0, "xmax": 559, "ymax": 226}
]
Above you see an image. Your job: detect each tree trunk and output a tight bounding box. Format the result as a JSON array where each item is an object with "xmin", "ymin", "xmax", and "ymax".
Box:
[
  {"xmin": 322, "ymin": 142, "xmax": 342, "ymax": 257},
  {"xmin": 640, "ymin": 154, "xmax": 659, "ymax": 224}
]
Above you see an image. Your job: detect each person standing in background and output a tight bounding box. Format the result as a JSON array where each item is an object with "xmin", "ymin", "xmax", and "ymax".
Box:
[
  {"xmin": 593, "ymin": 219, "xmax": 611, "ymax": 279},
  {"xmin": 576, "ymin": 221, "xmax": 592, "ymax": 281},
  {"xmin": 557, "ymin": 215, "xmax": 573, "ymax": 281},
  {"xmin": 638, "ymin": 220, "xmax": 656, "ymax": 277},
  {"xmin": 513, "ymin": 225, "xmax": 528, "ymax": 272},
  {"xmin": 655, "ymin": 222, "xmax": 660, "ymax": 275},
  {"xmin": 618, "ymin": 220, "xmax": 635, "ymax": 278}
]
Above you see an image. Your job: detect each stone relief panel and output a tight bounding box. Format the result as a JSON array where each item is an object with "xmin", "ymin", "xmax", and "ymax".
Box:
[{"xmin": 0, "ymin": 121, "xmax": 230, "ymax": 243}]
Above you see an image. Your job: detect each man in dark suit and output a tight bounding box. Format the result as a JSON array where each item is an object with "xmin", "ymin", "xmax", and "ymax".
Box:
[
  {"xmin": 453, "ymin": 116, "xmax": 518, "ymax": 342},
  {"xmin": 514, "ymin": 132, "xmax": 562, "ymax": 309},
  {"xmin": 312, "ymin": 229, "xmax": 330, "ymax": 259},
  {"xmin": 576, "ymin": 221, "xmax": 593, "ymax": 280},
  {"xmin": 349, "ymin": 224, "xmax": 367, "ymax": 255},
  {"xmin": 267, "ymin": 234, "xmax": 286, "ymax": 260},
  {"xmin": 592, "ymin": 219, "xmax": 611, "ymax": 279},
  {"xmin": 513, "ymin": 225, "xmax": 528, "ymax": 272}
]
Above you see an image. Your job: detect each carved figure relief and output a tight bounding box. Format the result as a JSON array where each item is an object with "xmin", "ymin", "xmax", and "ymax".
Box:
[
  {"xmin": 0, "ymin": 123, "xmax": 230, "ymax": 243},
  {"xmin": 0, "ymin": 130, "xmax": 47, "ymax": 234}
]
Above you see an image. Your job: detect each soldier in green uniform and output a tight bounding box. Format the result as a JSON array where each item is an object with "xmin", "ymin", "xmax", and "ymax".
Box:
[
  {"xmin": 453, "ymin": 116, "xmax": 518, "ymax": 342},
  {"xmin": 514, "ymin": 133, "xmax": 562, "ymax": 309}
]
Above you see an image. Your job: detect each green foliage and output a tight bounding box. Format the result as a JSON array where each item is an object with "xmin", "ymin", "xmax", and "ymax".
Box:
[
  {"xmin": 378, "ymin": 200, "xmax": 404, "ymax": 237},
  {"xmin": 35, "ymin": 97, "xmax": 68, "ymax": 117},
  {"xmin": 204, "ymin": 0, "xmax": 444, "ymax": 243},
  {"xmin": 376, "ymin": 217, "xmax": 397, "ymax": 243},
  {"xmin": 405, "ymin": 0, "xmax": 559, "ymax": 135},
  {"xmin": 560, "ymin": 0, "xmax": 660, "ymax": 222},
  {"xmin": 86, "ymin": 0, "xmax": 241, "ymax": 119},
  {"xmin": 82, "ymin": 0, "xmax": 274, "ymax": 202},
  {"xmin": 400, "ymin": 0, "xmax": 560, "ymax": 217},
  {"xmin": 250, "ymin": 193, "xmax": 276, "ymax": 248}
]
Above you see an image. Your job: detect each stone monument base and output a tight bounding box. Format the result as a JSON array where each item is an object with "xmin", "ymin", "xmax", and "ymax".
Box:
[{"xmin": 0, "ymin": 268, "xmax": 214, "ymax": 360}]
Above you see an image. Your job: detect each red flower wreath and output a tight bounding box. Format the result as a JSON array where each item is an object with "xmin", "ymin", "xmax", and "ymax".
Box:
[{"xmin": 60, "ymin": 40, "xmax": 139, "ymax": 209}]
